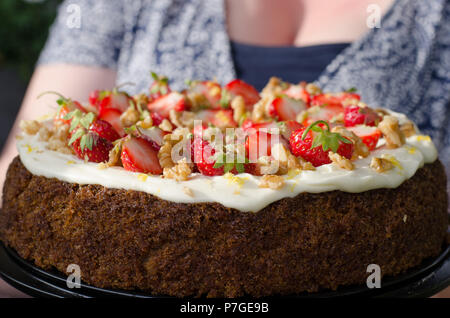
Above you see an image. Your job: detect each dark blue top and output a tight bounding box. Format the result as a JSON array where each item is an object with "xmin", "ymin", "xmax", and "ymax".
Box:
[{"xmin": 230, "ymin": 41, "xmax": 350, "ymax": 91}]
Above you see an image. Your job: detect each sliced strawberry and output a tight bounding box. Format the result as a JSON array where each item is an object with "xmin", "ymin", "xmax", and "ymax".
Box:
[
  {"xmin": 289, "ymin": 121, "xmax": 354, "ymax": 167},
  {"xmin": 302, "ymin": 104, "xmax": 344, "ymax": 126},
  {"xmin": 346, "ymin": 125, "xmax": 382, "ymax": 150},
  {"xmin": 269, "ymin": 96, "xmax": 307, "ymax": 121},
  {"xmin": 344, "ymin": 105, "xmax": 381, "ymax": 127},
  {"xmin": 99, "ymin": 107, "xmax": 125, "ymax": 137},
  {"xmin": 89, "ymin": 90, "xmax": 100, "ymax": 107},
  {"xmin": 151, "ymin": 112, "xmax": 164, "ymax": 126},
  {"xmin": 280, "ymin": 120, "xmax": 304, "ymax": 140},
  {"xmin": 147, "ymin": 92, "xmax": 187, "ymax": 118},
  {"xmin": 121, "ymin": 137, "xmax": 162, "ymax": 174},
  {"xmin": 136, "ymin": 126, "xmax": 165, "ymax": 151},
  {"xmin": 187, "ymin": 80, "xmax": 222, "ymax": 109},
  {"xmin": 89, "ymin": 119, "xmax": 120, "ymax": 142},
  {"xmin": 311, "ymin": 92, "xmax": 360, "ymax": 107},
  {"xmin": 241, "ymin": 119, "xmax": 278, "ymax": 132},
  {"xmin": 224, "ymin": 79, "xmax": 260, "ymax": 108},
  {"xmin": 71, "ymin": 132, "xmax": 113, "ymax": 163},
  {"xmin": 245, "ymin": 131, "xmax": 285, "ymax": 162},
  {"xmin": 283, "ymin": 85, "xmax": 310, "ymax": 104},
  {"xmin": 195, "ymin": 109, "xmax": 237, "ymax": 128},
  {"xmin": 98, "ymin": 91, "xmax": 130, "ymax": 113}
]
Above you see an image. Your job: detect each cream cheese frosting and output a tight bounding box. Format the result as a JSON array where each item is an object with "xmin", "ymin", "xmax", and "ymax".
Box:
[{"xmin": 17, "ymin": 113, "xmax": 438, "ymax": 212}]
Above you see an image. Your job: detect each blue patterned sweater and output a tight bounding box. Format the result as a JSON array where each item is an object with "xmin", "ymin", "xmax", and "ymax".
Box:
[{"xmin": 38, "ymin": 0, "xmax": 450, "ymax": 171}]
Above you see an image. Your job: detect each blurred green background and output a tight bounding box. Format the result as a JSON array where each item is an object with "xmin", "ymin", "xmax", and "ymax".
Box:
[{"xmin": 0, "ymin": 0, "xmax": 62, "ymax": 150}]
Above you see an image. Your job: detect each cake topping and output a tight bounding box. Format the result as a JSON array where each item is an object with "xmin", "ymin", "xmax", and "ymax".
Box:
[{"xmin": 16, "ymin": 74, "xmax": 440, "ymax": 206}]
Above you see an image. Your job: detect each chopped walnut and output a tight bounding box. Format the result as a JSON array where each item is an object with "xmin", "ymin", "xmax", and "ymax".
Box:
[
  {"xmin": 400, "ymin": 121, "xmax": 416, "ymax": 137},
  {"xmin": 20, "ymin": 120, "xmax": 41, "ymax": 135},
  {"xmin": 332, "ymin": 126, "xmax": 369, "ymax": 159},
  {"xmin": 38, "ymin": 126, "xmax": 52, "ymax": 142},
  {"xmin": 260, "ymin": 77, "xmax": 284, "ymax": 98},
  {"xmin": 375, "ymin": 108, "xmax": 390, "ymax": 117},
  {"xmin": 120, "ymin": 106, "xmax": 140, "ymax": 127},
  {"xmin": 328, "ymin": 152, "xmax": 354, "ymax": 170},
  {"xmin": 370, "ymin": 157, "xmax": 394, "ymax": 173},
  {"xmin": 230, "ymin": 95, "xmax": 246, "ymax": 123},
  {"xmin": 134, "ymin": 93, "xmax": 149, "ymax": 109},
  {"xmin": 251, "ymin": 95, "xmax": 272, "ymax": 123},
  {"xmin": 169, "ymin": 109, "xmax": 195, "ymax": 128},
  {"xmin": 259, "ymin": 175, "xmax": 285, "ymax": 190},
  {"xmin": 378, "ymin": 115, "xmax": 405, "ymax": 148},
  {"xmin": 163, "ymin": 159, "xmax": 192, "ymax": 181},
  {"xmin": 183, "ymin": 186, "xmax": 194, "ymax": 197},
  {"xmin": 158, "ymin": 141, "xmax": 175, "ymax": 169},
  {"xmin": 137, "ymin": 115, "xmax": 153, "ymax": 129},
  {"xmin": 159, "ymin": 119, "xmax": 173, "ymax": 132},
  {"xmin": 305, "ymin": 83, "xmax": 322, "ymax": 95},
  {"xmin": 256, "ymin": 156, "xmax": 279, "ymax": 175}
]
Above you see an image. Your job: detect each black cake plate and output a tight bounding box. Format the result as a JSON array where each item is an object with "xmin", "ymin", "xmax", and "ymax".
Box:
[{"xmin": 0, "ymin": 241, "xmax": 449, "ymax": 298}]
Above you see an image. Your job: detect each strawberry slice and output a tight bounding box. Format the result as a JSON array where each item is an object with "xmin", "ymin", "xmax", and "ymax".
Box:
[
  {"xmin": 346, "ymin": 125, "xmax": 382, "ymax": 150},
  {"xmin": 98, "ymin": 91, "xmax": 130, "ymax": 113},
  {"xmin": 195, "ymin": 109, "xmax": 237, "ymax": 128},
  {"xmin": 283, "ymin": 85, "xmax": 310, "ymax": 104},
  {"xmin": 187, "ymin": 80, "xmax": 222, "ymax": 109},
  {"xmin": 89, "ymin": 119, "xmax": 120, "ymax": 142},
  {"xmin": 344, "ymin": 105, "xmax": 381, "ymax": 127},
  {"xmin": 301, "ymin": 104, "xmax": 344, "ymax": 126},
  {"xmin": 99, "ymin": 107, "xmax": 125, "ymax": 137},
  {"xmin": 191, "ymin": 138, "xmax": 224, "ymax": 176},
  {"xmin": 121, "ymin": 137, "xmax": 163, "ymax": 174},
  {"xmin": 311, "ymin": 92, "xmax": 360, "ymax": 107},
  {"xmin": 147, "ymin": 92, "xmax": 187, "ymax": 118},
  {"xmin": 136, "ymin": 126, "xmax": 165, "ymax": 150},
  {"xmin": 280, "ymin": 120, "xmax": 304, "ymax": 140},
  {"xmin": 245, "ymin": 131, "xmax": 286, "ymax": 162},
  {"xmin": 269, "ymin": 96, "xmax": 307, "ymax": 121},
  {"xmin": 241, "ymin": 119, "xmax": 278, "ymax": 132},
  {"xmin": 224, "ymin": 79, "xmax": 260, "ymax": 108}
]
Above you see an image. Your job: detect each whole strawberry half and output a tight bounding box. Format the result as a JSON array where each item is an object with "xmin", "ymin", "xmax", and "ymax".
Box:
[
  {"xmin": 70, "ymin": 131, "xmax": 113, "ymax": 163},
  {"xmin": 301, "ymin": 104, "xmax": 344, "ymax": 127},
  {"xmin": 89, "ymin": 119, "xmax": 120, "ymax": 142},
  {"xmin": 191, "ymin": 138, "xmax": 224, "ymax": 176},
  {"xmin": 121, "ymin": 137, "xmax": 162, "ymax": 174},
  {"xmin": 289, "ymin": 120, "xmax": 354, "ymax": 167},
  {"xmin": 344, "ymin": 105, "xmax": 381, "ymax": 127}
]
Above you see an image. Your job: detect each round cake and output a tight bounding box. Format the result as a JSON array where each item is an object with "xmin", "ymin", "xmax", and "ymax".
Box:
[{"xmin": 0, "ymin": 76, "xmax": 448, "ymax": 297}]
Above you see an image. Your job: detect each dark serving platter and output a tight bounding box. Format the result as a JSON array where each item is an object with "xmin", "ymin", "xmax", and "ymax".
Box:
[{"xmin": 0, "ymin": 241, "xmax": 449, "ymax": 298}]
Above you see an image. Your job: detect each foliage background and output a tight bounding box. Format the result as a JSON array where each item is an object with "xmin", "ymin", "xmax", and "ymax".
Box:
[
  {"xmin": 0, "ymin": 0, "xmax": 62, "ymax": 81},
  {"xmin": 0, "ymin": 0, "xmax": 61, "ymax": 150}
]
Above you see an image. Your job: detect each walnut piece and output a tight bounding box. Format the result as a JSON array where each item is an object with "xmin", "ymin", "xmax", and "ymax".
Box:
[
  {"xmin": 370, "ymin": 157, "xmax": 394, "ymax": 173},
  {"xmin": 163, "ymin": 159, "xmax": 192, "ymax": 181},
  {"xmin": 400, "ymin": 121, "xmax": 416, "ymax": 137},
  {"xmin": 120, "ymin": 106, "xmax": 140, "ymax": 127},
  {"xmin": 169, "ymin": 110, "xmax": 195, "ymax": 128},
  {"xmin": 258, "ymin": 175, "xmax": 285, "ymax": 190},
  {"xmin": 378, "ymin": 115, "xmax": 405, "ymax": 148},
  {"xmin": 158, "ymin": 141, "xmax": 175, "ymax": 169},
  {"xmin": 20, "ymin": 120, "xmax": 41, "ymax": 135},
  {"xmin": 230, "ymin": 95, "xmax": 246, "ymax": 123},
  {"xmin": 159, "ymin": 119, "xmax": 173, "ymax": 132},
  {"xmin": 328, "ymin": 152, "xmax": 354, "ymax": 170}
]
